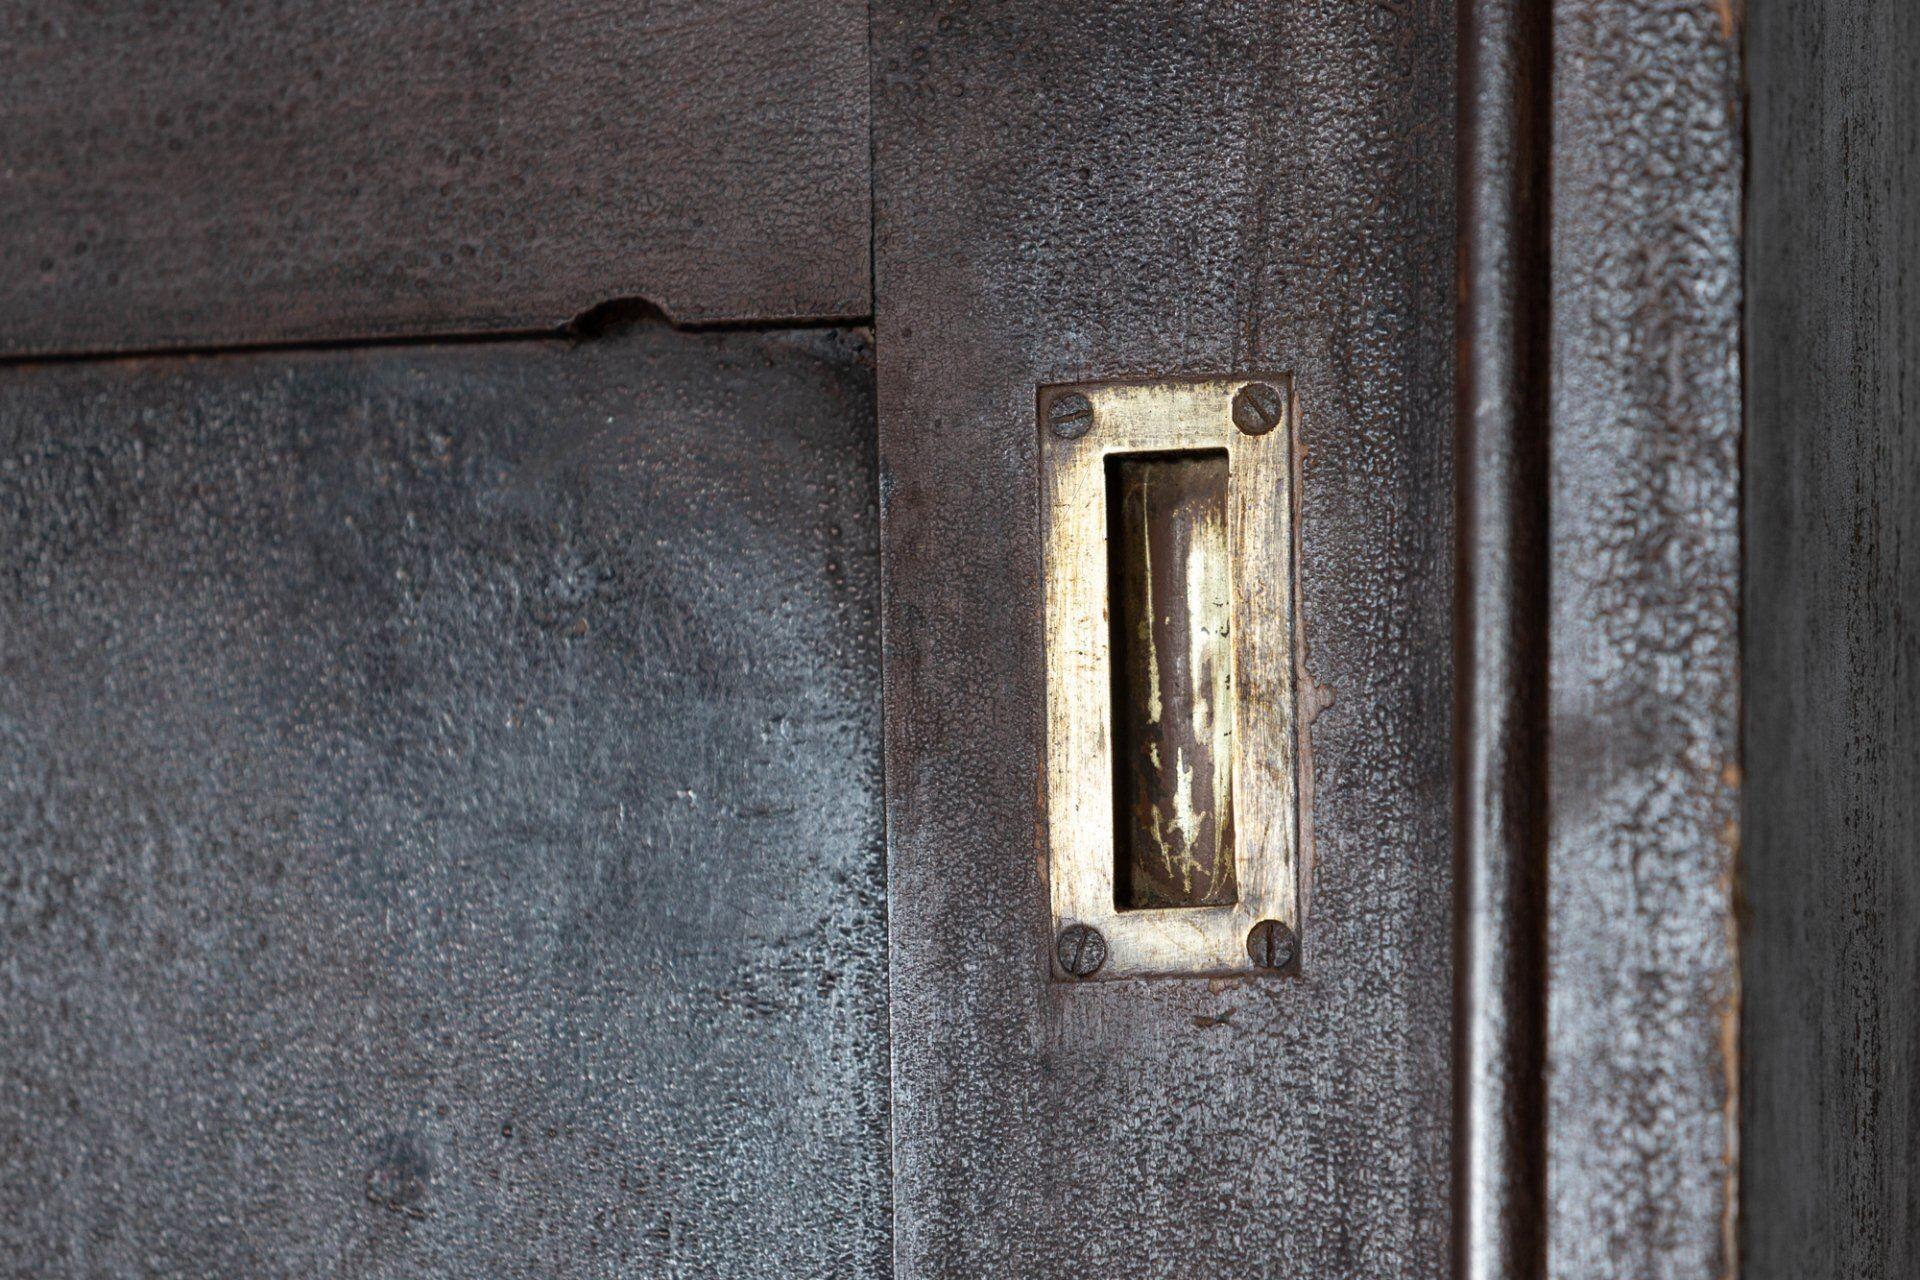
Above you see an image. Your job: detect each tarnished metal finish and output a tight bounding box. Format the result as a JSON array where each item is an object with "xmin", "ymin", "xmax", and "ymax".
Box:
[
  {"xmin": 1745, "ymin": 3, "xmax": 1919, "ymax": 1276},
  {"xmin": 1108, "ymin": 451, "xmax": 1236, "ymax": 910},
  {"xmin": 1055, "ymin": 924, "xmax": 1110, "ymax": 980},
  {"xmin": 1548, "ymin": 2, "xmax": 1742, "ymax": 1276},
  {"xmin": 1455, "ymin": 1, "xmax": 1549, "ymax": 1277},
  {"xmin": 1245, "ymin": 919, "xmax": 1298, "ymax": 972},
  {"xmin": 876, "ymin": 0, "xmax": 1455, "ymax": 1269},
  {"xmin": 0, "ymin": 1, "xmax": 870, "ymax": 356},
  {"xmin": 1041, "ymin": 378, "xmax": 1297, "ymax": 980},
  {"xmin": 1047, "ymin": 391, "xmax": 1097, "ymax": 440},
  {"xmin": 0, "ymin": 320, "xmax": 889, "ymax": 1275},
  {"xmin": 1230, "ymin": 382, "xmax": 1284, "ymax": 437}
]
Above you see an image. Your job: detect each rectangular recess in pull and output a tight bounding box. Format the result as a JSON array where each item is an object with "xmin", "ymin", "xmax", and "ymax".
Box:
[
  {"xmin": 1041, "ymin": 376, "xmax": 1299, "ymax": 980},
  {"xmin": 1106, "ymin": 451, "xmax": 1237, "ymax": 911}
]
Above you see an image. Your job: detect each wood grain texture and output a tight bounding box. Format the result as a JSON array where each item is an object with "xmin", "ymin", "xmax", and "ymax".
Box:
[
  {"xmin": 1547, "ymin": 2, "xmax": 1742, "ymax": 1275},
  {"xmin": 0, "ymin": 0, "xmax": 870, "ymax": 356},
  {"xmin": 0, "ymin": 320, "xmax": 889, "ymax": 1276},
  {"xmin": 1745, "ymin": 1, "xmax": 1919, "ymax": 1276},
  {"xmin": 875, "ymin": 0, "xmax": 1455, "ymax": 1271}
]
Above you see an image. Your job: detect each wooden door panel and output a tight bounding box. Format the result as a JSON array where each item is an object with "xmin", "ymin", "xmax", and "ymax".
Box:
[
  {"xmin": 0, "ymin": 0, "xmax": 871, "ymax": 356},
  {"xmin": 873, "ymin": 2, "xmax": 1456, "ymax": 1273},
  {"xmin": 0, "ymin": 320, "xmax": 889, "ymax": 1276}
]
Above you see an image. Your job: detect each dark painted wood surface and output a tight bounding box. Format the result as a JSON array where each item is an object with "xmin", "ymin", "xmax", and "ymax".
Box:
[
  {"xmin": 0, "ymin": 1, "xmax": 870, "ymax": 356},
  {"xmin": 875, "ymin": 1, "xmax": 1455, "ymax": 1273},
  {"xmin": 1746, "ymin": 2, "xmax": 1918, "ymax": 1276},
  {"xmin": 1547, "ymin": 3, "xmax": 1742, "ymax": 1275},
  {"xmin": 1454, "ymin": 1, "xmax": 1549, "ymax": 1275},
  {"xmin": 0, "ymin": 320, "xmax": 889, "ymax": 1276}
]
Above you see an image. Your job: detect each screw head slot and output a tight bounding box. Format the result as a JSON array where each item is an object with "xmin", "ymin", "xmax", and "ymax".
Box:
[
  {"xmin": 1231, "ymin": 382, "xmax": 1284, "ymax": 436},
  {"xmin": 1055, "ymin": 923, "xmax": 1108, "ymax": 978},
  {"xmin": 1246, "ymin": 919, "xmax": 1297, "ymax": 971},
  {"xmin": 1047, "ymin": 391, "xmax": 1095, "ymax": 440}
]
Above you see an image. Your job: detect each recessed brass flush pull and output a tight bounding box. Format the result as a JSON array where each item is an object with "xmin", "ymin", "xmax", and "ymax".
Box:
[{"xmin": 1041, "ymin": 376, "xmax": 1300, "ymax": 981}]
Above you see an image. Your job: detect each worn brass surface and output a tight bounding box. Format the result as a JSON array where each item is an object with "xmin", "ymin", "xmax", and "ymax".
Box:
[
  {"xmin": 1107, "ymin": 451, "xmax": 1237, "ymax": 910},
  {"xmin": 1041, "ymin": 376, "xmax": 1299, "ymax": 979}
]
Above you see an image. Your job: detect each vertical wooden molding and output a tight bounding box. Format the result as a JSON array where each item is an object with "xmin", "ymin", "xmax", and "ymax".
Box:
[
  {"xmin": 1547, "ymin": 2, "xmax": 1743, "ymax": 1276},
  {"xmin": 1455, "ymin": 0, "xmax": 1550, "ymax": 1276}
]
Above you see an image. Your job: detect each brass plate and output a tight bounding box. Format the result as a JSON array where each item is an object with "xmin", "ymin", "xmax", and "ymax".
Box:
[{"xmin": 1041, "ymin": 376, "xmax": 1300, "ymax": 979}]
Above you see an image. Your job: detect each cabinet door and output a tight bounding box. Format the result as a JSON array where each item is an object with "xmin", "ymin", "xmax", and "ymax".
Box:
[{"xmin": 1, "ymin": 2, "xmax": 1760, "ymax": 1277}]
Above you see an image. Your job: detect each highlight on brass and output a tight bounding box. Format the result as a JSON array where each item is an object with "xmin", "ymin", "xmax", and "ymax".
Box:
[{"xmin": 1040, "ymin": 376, "xmax": 1300, "ymax": 980}]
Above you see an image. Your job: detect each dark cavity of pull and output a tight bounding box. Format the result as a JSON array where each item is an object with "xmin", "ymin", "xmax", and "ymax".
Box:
[{"xmin": 1106, "ymin": 450, "xmax": 1236, "ymax": 911}]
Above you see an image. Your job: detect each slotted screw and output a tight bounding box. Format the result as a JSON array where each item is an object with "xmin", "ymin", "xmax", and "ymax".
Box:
[
  {"xmin": 1055, "ymin": 923, "xmax": 1107, "ymax": 978},
  {"xmin": 1047, "ymin": 391, "xmax": 1095, "ymax": 440},
  {"xmin": 1246, "ymin": 919, "xmax": 1297, "ymax": 971},
  {"xmin": 1232, "ymin": 382, "xmax": 1284, "ymax": 436}
]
